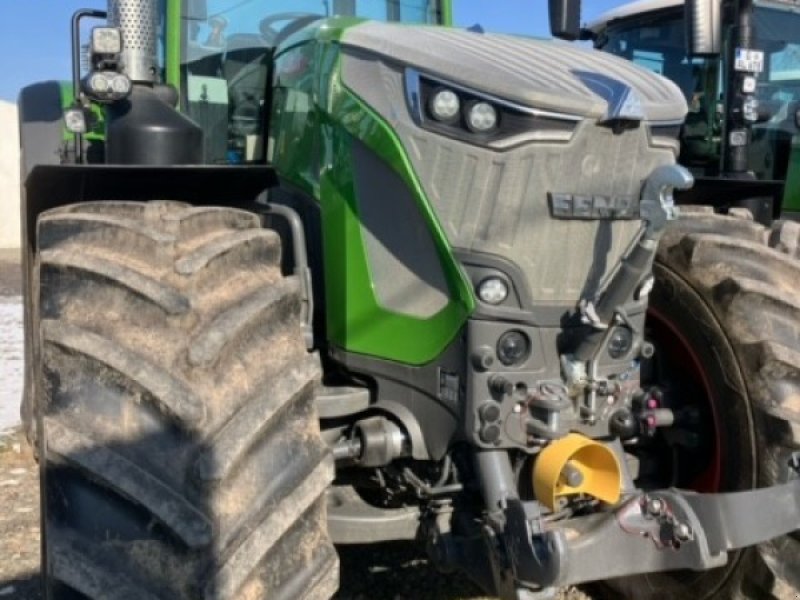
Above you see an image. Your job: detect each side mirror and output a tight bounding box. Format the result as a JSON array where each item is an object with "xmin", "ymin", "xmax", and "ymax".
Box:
[
  {"xmin": 549, "ymin": 0, "xmax": 581, "ymax": 41},
  {"xmin": 685, "ymin": 0, "xmax": 722, "ymax": 57}
]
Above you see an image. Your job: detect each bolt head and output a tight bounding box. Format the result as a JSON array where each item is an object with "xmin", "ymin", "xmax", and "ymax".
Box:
[
  {"xmin": 674, "ymin": 522, "xmax": 693, "ymax": 543},
  {"xmin": 646, "ymin": 497, "xmax": 664, "ymax": 516}
]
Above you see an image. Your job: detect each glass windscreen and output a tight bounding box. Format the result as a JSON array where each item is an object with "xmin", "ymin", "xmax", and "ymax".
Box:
[
  {"xmin": 182, "ymin": 0, "xmax": 442, "ymax": 164},
  {"xmin": 600, "ymin": 6, "xmax": 800, "ymax": 181},
  {"xmin": 599, "ymin": 15, "xmax": 720, "ymax": 170}
]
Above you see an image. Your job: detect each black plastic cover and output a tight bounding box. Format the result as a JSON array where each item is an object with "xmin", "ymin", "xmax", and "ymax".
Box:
[{"xmin": 106, "ymin": 86, "xmax": 203, "ymax": 165}]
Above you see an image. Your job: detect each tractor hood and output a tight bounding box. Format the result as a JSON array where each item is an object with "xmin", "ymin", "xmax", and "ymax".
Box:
[{"xmin": 340, "ymin": 23, "xmax": 687, "ymax": 124}]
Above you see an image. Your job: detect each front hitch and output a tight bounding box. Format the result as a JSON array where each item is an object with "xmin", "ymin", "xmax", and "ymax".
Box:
[
  {"xmin": 479, "ymin": 449, "xmax": 800, "ymax": 598},
  {"xmin": 552, "ymin": 477, "xmax": 800, "ymax": 585}
]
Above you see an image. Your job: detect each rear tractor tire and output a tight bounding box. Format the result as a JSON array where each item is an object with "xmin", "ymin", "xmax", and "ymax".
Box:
[
  {"xmin": 34, "ymin": 200, "xmax": 338, "ymax": 599},
  {"xmin": 602, "ymin": 209, "xmax": 800, "ymax": 599}
]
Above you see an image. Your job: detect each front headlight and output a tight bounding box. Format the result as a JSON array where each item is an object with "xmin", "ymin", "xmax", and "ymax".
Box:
[
  {"xmin": 477, "ymin": 277, "xmax": 508, "ymax": 305},
  {"xmin": 497, "ymin": 330, "xmax": 531, "ymax": 366},
  {"xmin": 430, "ymin": 88, "xmax": 461, "ymax": 122},
  {"xmin": 405, "ymin": 68, "xmax": 581, "ymax": 147},
  {"xmin": 466, "ymin": 101, "xmax": 498, "ymax": 133}
]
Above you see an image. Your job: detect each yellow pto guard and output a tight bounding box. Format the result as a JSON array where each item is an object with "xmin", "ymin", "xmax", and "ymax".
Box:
[{"xmin": 533, "ymin": 433, "xmax": 622, "ymax": 511}]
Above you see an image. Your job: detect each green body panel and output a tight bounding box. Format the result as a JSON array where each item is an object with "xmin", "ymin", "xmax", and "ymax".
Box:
[
  {"xmin": 271, "ymin": 26, "xmax": 475, "ymax": 365},
  {"xmin": 165, "ymin": 0, "xmax": 182, "ymax": 91},
  {"xmin": 785, "ymin": 138, "xmax": 800, "ymax": 211},
  {"xmin": 441, "ymin": 0, "xmax": 454, "ymax": 26}
]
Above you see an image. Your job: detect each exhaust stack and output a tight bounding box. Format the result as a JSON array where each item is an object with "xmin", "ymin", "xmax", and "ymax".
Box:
[
  {"xmin": 107, "ymin": 0, "xmax": 159, "ymax": 83},
  {"xmin": 103, "ymin": 0, "xmax": 204, "ymax": 165}
]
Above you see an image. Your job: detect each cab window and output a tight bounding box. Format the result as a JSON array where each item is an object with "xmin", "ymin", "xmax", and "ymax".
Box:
[{"xmin": 181, "ymin": 0, "xmax": 442, "ymax": 164}]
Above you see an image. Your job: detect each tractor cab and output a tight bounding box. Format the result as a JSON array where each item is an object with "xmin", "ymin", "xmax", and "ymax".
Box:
[
  {"xmin": 170, "ymin": 0, "xmax": 448, "ymax": 164},
  {"xmin": 18, "ymin": 1, "xmax": 800, "ymax": 598},
  {"xmin": 589, "ymin": 0, "xmax": 800, "ymax": 214},
  {"xmin": 60, "ymin": 1, "xmax": 449, "ymax": 167}
]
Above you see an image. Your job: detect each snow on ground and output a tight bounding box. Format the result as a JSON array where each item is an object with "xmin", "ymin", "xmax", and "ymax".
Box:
[{"xmin": 0, "ymin": 296, "xmax": 23, "ymax": 432}]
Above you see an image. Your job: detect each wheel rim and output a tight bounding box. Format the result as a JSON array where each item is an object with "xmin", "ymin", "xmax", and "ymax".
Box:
[{"xmin": 645, "ymin": 306, "xmax": 722, "ymax": 493}]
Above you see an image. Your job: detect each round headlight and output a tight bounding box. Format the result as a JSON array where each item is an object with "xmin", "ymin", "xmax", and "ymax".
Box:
[
  {"xmin": 430, "ymin": 88, "xmax": 460, "ymax": 122},
  {"xmin": 111, "ymin": 74, "xmax": 132, "ymax": 96},
  {"xmin": 478, "ymin": 277, "xmax": 509, "ymax": 305},
  {"xmin": 88, "ymin": 72, "xmax": 110, "ymax": 94},
  {"xmin": 466, "ymin": 101, "xmax": 498, "ymax": 133},
  {"xmin": 608, "ymin": 327, "xmax": 634, "ymax": 359},
  {"xmin": 497, "ymin": 330, "xmax": 530, "ymax": 366}
]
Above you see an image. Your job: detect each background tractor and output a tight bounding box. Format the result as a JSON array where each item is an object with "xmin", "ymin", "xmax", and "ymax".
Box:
[
  {"xmin": 16, "ymin": 0, "xmax": 800, "ymax": 599},
  {"xmin": 585, "ymin": 0, "xmax": 800, "ymax": 224}
]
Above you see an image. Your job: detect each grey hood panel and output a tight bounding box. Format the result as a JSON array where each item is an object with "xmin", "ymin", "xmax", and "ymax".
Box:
[{"xmin": 341, "ymin": 23, "xmax": 687, "ymax": 123}]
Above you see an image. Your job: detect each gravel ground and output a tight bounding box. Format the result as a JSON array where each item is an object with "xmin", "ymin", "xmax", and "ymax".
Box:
[
  {"xmin": 0, "ymin": 253, "xmax": 589, "ymax": 600},
  {"xmin": 0, "ymin": 297, "xmax": 23, "ymax": 432},
  {"xmin": 0, "ymin": 428, "xmax": 588, "ymax": 600},
  {"xmin": 0, "ymin": 251, "xmax": 24, "ymax": 432},
  {"xmin": 0, "ymin": 428, "xmax": 41, "ymax": 600}
]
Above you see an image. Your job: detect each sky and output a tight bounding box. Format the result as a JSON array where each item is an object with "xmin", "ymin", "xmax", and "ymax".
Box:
[{"xmin": 0, "ymin": 0, "xmax": 626, "ymax": 102}]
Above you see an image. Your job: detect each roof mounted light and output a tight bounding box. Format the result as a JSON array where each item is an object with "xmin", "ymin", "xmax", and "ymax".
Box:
[{"xmin": 90, "ymin": 27, "xmax": 123, "ymax": 56}]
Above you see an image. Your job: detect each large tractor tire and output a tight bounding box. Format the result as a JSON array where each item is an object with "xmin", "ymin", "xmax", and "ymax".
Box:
[
  {"xmin": 601, "ymin": 209, "xmax": 800, "ymax": 599},
  {"xmin": 34, "ymin": 201, "xmax": 338, "ymax": 599}
]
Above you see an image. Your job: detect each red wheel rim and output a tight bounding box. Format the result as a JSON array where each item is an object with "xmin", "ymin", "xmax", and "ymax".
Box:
[{"xmin": 646, "ymin": 306, "xmax": 722, "ymax": 493}]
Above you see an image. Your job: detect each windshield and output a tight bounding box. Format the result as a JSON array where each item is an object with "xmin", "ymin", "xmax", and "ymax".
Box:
[
  {"xmin": 181, "ymin": 0, "xmax": 442, "ymax": 164},
  {"xmin": 752, "ymin": 7, "xmax": 800, "ymax": 110},
  {"xmin": 600, "ymin": 5, "xmax": 800, "ymax": 180},
  {"xmin": 599, "ymin": 13, "xmax": 720, "ymax": 170},
  {"xmin": 749, "ymin": 6, "xmax": 800, "ymax": 182}
]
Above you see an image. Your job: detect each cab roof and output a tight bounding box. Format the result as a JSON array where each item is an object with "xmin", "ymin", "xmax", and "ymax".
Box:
[{"xmin": 587, "ymin": 0, "xmax": 683, "ymax": 33}]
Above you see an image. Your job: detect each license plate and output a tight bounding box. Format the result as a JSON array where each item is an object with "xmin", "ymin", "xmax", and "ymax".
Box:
[{"xmin": 735, "ymin": 48, "xmax": 765, "ymax": 73}]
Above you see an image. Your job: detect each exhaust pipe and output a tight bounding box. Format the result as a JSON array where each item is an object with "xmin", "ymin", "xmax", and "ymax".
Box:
[
  {"xmin": 104, "ymin": 0, "xmax": 203, "ymax": 165},
  {"xmin": 107, "ymin": 0, "xmax": 160, "ymax": 83}
]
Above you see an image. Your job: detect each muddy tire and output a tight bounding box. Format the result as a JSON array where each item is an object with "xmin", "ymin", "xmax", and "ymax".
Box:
[
  {"xmin": 601, "ymin": 209, "xmax": 800, "ymax": 599},
  {"xmin": 34, "ymin": 201, "xmax": 338, "ymax": 599}
]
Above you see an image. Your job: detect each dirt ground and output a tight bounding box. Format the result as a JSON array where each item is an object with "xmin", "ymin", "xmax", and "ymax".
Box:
[
  {"xmin": 2, "ymin": 425, "xmax": 490, "ymax": 600},
  {"xmin": 0, "ymin": 428, "xmax": 593, "ymax": 600},
  {"xmin": 0, "ymin": 429, "xmax": 41, "ymax": 600},
  {"xmin": 0, "ymin": 250, "xmax": 21, "ymax": 297}
]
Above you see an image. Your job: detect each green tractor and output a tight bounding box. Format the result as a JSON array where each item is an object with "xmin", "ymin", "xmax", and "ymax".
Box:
[
  {"xmin": 16, "ymin": 0, "xmax": 800, "ymax": 598},
  {"xmin": 586, "ymin": 0, "xmax": 800, "ymax": 223}
]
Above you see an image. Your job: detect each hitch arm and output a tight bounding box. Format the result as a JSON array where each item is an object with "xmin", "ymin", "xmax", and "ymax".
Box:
[
  {"xmin": 552, "ymin": 479, "xmax": 800, "ymax": 587},
  {"xmin": 683, "ymin": 479, "xmax": 800, "ymax": 555}
]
